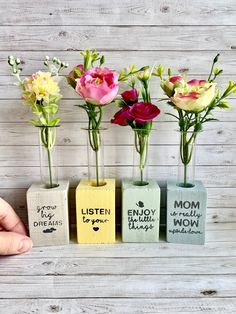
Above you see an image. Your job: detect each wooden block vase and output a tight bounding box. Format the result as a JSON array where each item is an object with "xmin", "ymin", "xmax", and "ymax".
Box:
[
  {"xmin": 26, "ymin": 180, "xmax": 70, "ymax": 247},
  {"xmin": 122, "ymin": 179, "xmax": 161, "ymax": 242},
  {"xmin": 166, "ymin": 180, "xmax": 207, "ymax": 245},
  {"xmin": 76, "ymin": 179, "xmax": 116, "ymax": 244}
]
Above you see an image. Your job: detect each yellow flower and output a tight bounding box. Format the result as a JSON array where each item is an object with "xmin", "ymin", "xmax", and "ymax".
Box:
[{"xmin": 22, "ymin": 71, "xmax": 61, "ymax": 104}]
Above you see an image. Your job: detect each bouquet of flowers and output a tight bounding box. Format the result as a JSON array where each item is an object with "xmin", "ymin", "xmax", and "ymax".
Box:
[
  {"xmin": 156, "ymin": 54, "xmax": 236, "ymax": 187},
  {"xmin": 67, "ymin": 49, "xmax": 120, "ymax": 186},
  {"xmin": 111, "ymin": 66, "xmax": 161, "ymax": 186},
  {"xmin": 8, "ymin": 56, "xmax": 68, "ymax": 188}
]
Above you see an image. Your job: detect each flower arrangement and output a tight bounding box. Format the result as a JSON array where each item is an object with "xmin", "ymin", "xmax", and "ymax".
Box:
[
  {"xmin": 111, "ymin": 66, "xmax": 161, "ymax": 186},
  {"xmin": 67, "ymin": 49, "xmax": 120, "ymax": 187},
  {"xmin": 8, "ymin": 56, "xmax": 68, "ymax": 188},
  {"xmin": 157, "ymin": 54, "xmax": 236, "ymax": 187}
]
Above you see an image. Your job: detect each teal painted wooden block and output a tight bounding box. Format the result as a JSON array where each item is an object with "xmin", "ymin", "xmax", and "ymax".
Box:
[
  {"xmin": 122, "ymin": 179, "xmax": 160, "ymax": 242},
  {"xmin": 26, "ymin": 180, "xmax": 70, "ymax": 247},
  {"xmin": 166, "ymin": 180, "xmax": 207, "ymax": 245}
]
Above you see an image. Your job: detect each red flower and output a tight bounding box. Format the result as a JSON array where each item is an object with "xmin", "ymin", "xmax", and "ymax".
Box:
[
  {"xmin": 111, "ymin": 106, "xmax": 130, "ymax": 126},
  {"xmin": 121, "ymin": 88, "xmax": 138, "ymax": 106},
  {"xmin": 127, "ymin": 102, "xmax": 160, "ymax": 124}
]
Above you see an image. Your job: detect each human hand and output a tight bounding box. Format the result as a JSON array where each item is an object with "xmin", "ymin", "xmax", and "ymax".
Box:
[{"xmin": 0, "ymin": 197, "xmax": 32, "ymax": 255}]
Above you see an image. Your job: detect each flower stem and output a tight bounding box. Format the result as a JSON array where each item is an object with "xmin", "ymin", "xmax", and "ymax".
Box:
[
  {"xmin": 95, "ymin": 149, "xmax": 99, "ymax": 187},
  {"xmin": 184, "ymin": 163, "xmax": 187, "ymax": 187},
  {"xmin": 47, "ymin": 147, "xmax": 53, "ymax": 188}
]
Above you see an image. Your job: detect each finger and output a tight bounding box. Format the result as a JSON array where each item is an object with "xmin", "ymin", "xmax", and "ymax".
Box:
[
  {"xmin": 0, "ymin": 231, "xmax": 32, "ymax": 255},
  {"xmin": 0, "ymin": 198, "xmax": 28, "ymax": 235}
]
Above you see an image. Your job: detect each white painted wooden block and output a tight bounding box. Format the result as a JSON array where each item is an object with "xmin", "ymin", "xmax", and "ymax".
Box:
[
  {"xmin": 166, "ymin": 180, "xmax": 207, "ymax": 245},
  {"xmin": 26, "ymin": 180, "xmax": 70, "ymax": 247},
  {"xmin": 122, "ymin": 179, "xmax": 160, "ymax": 242}
]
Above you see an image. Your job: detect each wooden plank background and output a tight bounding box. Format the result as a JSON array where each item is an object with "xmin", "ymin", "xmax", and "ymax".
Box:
[{"xmin": 0, "ymin": 0, "xmax": 235, "ymax": 228}]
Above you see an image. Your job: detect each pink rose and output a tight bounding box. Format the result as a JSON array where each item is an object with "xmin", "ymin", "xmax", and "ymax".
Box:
[
  {"xmin": 121, "ymin": 88, "xmax": 138, "ymax": 105},
  {"xmin": 111, "ymin": 106, "xmax": 130, "ymax": 126},
  {"xmin": 75, "ymin": 67, "xmax": 119, "ymax": 105},
  {"xmin": 127, "ymin": 102, "xmax": 160, "ymax": 124}
]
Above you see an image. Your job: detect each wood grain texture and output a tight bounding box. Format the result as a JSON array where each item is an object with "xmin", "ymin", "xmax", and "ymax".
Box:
[
  {"xmin": 1, "ymin": 298, "xmax": 236, "ymax": 314},
  {"xmin": 1, "ymin": 274, "xmax": 236, "ymax": 298},
  {"xmin": 1, "ymin": 0, "xmax": 236, "ymax": 26},
  {"xmin": 0, "ymin": 26, "xmax": 236, "ymax": 51},
  {"xmin": 1, "ymin": 256, "xmax": 236, "ymax": 276}
]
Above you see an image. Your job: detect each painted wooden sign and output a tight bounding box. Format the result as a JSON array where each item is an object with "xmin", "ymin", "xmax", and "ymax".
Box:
[
  {"xmin": 26, "ymin": 180, "xmax": 70, "ymax": 247},
  {"xmin": 122, "ymin": 179, "xmax": 160, "ymax": 242},
  {"xmin": 76, "ymin": 179, "xmax": 116, "ymax": 244},
  {"xmin": 166, "ymin": 180, "xmax": 207, "ymax": 245}
]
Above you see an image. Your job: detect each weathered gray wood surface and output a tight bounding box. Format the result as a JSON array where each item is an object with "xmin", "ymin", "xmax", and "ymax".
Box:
[
  {"xmin": 0, "ymin": 226, "xmax": 236, "ymax": 313},
  {"xmin": 0, "ymin": 0, "xmax": 236, "ymax": 312},
  {"xmin": 1, "ymin": 298, "xmax": 236, "ymax": 314}
]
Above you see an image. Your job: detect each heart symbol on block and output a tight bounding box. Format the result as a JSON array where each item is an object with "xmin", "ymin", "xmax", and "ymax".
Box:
[{"xmin": 93, "ymin": 227, "xmax": 99, "ymax": 232}]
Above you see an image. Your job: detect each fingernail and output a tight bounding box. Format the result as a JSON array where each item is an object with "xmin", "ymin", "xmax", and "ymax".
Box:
[{"xmin": 18, "ymin": 238, "xmax": 32, "ymax": 253}]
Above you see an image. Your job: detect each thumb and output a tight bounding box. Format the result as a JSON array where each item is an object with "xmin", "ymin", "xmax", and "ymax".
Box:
[{"xmin": 0, "ymin": 232, "xmax": 33, "ymax": 255}]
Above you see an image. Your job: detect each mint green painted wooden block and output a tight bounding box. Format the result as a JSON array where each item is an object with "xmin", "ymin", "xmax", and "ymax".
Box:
[
  {"xmin": 26, "ymin": 180, "xmax": 70, "ymax": 247},
  {"xmin": 122, "ymin": 179, "xmax": 160, "ymax": 242},
  {"xmin": 167, "ymin": 180, "xmax": 207, "ymax": 245}
]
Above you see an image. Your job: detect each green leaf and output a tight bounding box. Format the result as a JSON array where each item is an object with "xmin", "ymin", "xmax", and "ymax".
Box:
[
  {"xmin": 31, "ymin": 104, "xmax": 41, "ymax": 116},
  {"xmin": 39, "ymin": 117, "xmax": 47, "ymax": 125},
  {"xmin": 100, "ymin": 55, "xmax": 105, "ymax": 66},
  {"xmin": 217, "ymin": 101, "xmax": 231, "ymax": 109},
  {"xmin": 165, "ymin": 112, "xmax": 179, "ymax": 120},
  {"xmin": 115, "ymin": 99, "xmax": 126, "ymax": 108},
  {"xmin": 204, "ymin": 118, "xmax": 219, "ymax": 122},
  {"xmin": 49, "ymin": 95, "xmax": 62, "ymax": 103},
  {"xmin": 29, "ymin": 119, "xmax": 40, "ymax": 126},
  {"xmin": 49, "ymin": 117, "xmax": 60, "ymax": 126},
  {"xmin": 43, "ymin": 104, "xmax": 59, "ymax": 114}
]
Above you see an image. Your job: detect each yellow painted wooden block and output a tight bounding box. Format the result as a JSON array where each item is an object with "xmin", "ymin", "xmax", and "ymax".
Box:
[{"xmin": 76, "ymin": 179, "xmax": 116, "ymax": 244}]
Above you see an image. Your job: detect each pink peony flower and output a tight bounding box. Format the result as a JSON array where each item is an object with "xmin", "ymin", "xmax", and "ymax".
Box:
[
  {"xmin": 121, "ymin": 88, "xmax": 138, "ymax": 105},
  {"xmin": 75, "ymin": 67, "xmax": 119, "ymax": 105},
  {"xmin": 127, "ymin": 102, "xmax": 160, "ymax": 124}
]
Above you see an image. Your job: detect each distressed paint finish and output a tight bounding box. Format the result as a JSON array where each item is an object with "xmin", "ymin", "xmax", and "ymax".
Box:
[
  {"xmin": 26, "ymin": 180, "xmax": 70, "ymax": 247},
  {"xmin": 167, "ymin": 180, "xmax": 207, "ymax": 245},
  {"xmin": 122, "ymin": 179, "xmax": 160, "ymax": 242},
  {"xmin": 76, "ymin": 179, "xmax": 116, "ymax": 244}
]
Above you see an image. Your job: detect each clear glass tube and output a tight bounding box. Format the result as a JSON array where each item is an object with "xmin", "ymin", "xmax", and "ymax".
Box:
[
  {"xmin": 177, "ymin": 131, "xmax": 198, "ymax": 188},
  {"xmin": 132, "ymin": 129, "xmax": 149, "ymax": 186},
  {"xmin": 38, "ymin": 126, "xmax": 59, "ymax": 189},
  {"xmin": 84, "ymin": 128, "xmax": 106, "ymax": 187}
]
